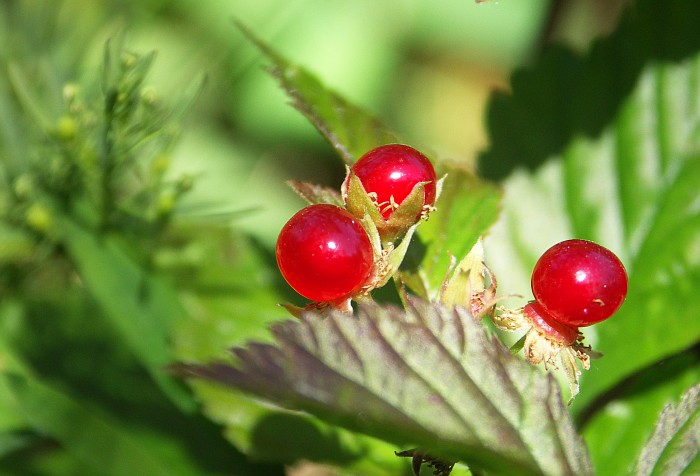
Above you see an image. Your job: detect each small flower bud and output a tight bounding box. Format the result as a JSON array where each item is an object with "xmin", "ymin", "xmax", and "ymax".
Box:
[{"xmin": 26, "ymin": 204, "xmax": 52, "ymax": 233}]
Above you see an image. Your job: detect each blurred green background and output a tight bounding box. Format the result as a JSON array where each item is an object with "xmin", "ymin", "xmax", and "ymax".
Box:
[
  {"xmin": 1, "ymin": 0, "xmax": 630, "ymax": 244},
  {"xmin": 61, "ymin": 0, "xmax": 616, "ymax": 245},
  {"xmin": 4, "ymin": 0, "xmax": 691, "ymax": 475}
]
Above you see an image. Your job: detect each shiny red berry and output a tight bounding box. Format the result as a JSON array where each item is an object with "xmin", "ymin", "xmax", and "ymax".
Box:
[
  {"xmin": 276, "ymin": 204, "xmax": 374, "ymax": 302},
  {"xmin": 350, "ymin": 144, "xmax": 437, "ymax": 220},
  {"xmin": 531, "ymin": 239, "xmax": 628, "ymax": 328}
]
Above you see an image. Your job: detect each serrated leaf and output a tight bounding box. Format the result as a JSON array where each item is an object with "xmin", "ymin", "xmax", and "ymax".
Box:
[
  {"xmin": 168, "ymin": 227, "xmax": 404, "ymax": 473},
  {"xmin": 237, "ymin": 22, "xmax": 399, "ymax": 164},
  {"xmin": 177, "ymin": 300, "xmax": 592, "ymax": 475},
  {"xmin": 478, "ymin": 0, "xmax": 700, "ymax": 180},
  {"xmin": 634, "ymin": 382, "xmax": 700, "ymax": 476}
]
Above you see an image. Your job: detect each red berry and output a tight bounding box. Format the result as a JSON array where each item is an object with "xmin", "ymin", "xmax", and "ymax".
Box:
[
  {"xmin": 531, "ymin": 239, "xmax": 628, "ymax": 327},
  {"xmin": 350, "ymin": 144, "xmax": 437, "ymax": 220},
  {"xmin": 276, "ymin": 204, "xmax": 374, "ymax": 302}
]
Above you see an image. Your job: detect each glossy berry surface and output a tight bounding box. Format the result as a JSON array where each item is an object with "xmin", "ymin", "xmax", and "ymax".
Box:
[
  {"xmin": 351, "ymin": 144, "xmax": 437, "ymax": 220},
  {"xmin": 531, "ymin": 239, "xmax": 628, "ymax": 327},
  {"xmin": 276, "ymin": 204, "xmax": 373, "ymax": 302}
]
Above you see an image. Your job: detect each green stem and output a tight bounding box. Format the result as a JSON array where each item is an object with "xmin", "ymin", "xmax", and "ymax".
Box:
[{"xmin": 99, "ymin": 87, "xmax": 118, "ymax": 231}]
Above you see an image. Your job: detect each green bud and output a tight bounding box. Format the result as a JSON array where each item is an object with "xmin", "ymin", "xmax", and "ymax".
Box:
[
  {"xmin": 63, "ymin": 83, "xmax": 78, "ymax": 102},
  {"xmin": 13, "ymin": 175, "xmax": 35, "ymax": 199},
  {"xmin": 156, "ymin": 192, "xmax": 175, "ymax": 216},
  {"xmin": 177, "ymin": 174, "xmax": 193, "ymax": 192},
  {"xmin": 150, "ymin": 155, "xmax": 170, "ymax": 175},
  {"xmin": 55, "ymin": 116, "xmax": 77, "ymax": 142},
  {"xmin": 121, "ymin": 52, "xmax": 137, "ymax": 69},
  {"xmin": 141, "ymin": 87, "xmax": 157, "ymax": 106},
  {"xmin": 26, "ymin": 204, "xmax": 52, "ymax": 233}
]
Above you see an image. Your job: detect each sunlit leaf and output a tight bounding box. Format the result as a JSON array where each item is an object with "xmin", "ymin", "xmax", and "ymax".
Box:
[
  {"xmin": 237, "ymin": 22, "xmax": 399, "ymax": 164},
  {"xmin": 177, "ymin": 299, "xmax": 593, "ymax": 476},
  {"xmin": 582, "ymin": 350, "xmax": 700, "ymax": 476},
  {"xmin": 564, "ymin": 57, "xmax": 700, "ymax": 408},
  {"xmin": 634, "ymin": 382, "xmax": 700, "ymax": 476},
  {"xmin": 481, "ymin": 32, "xmax": 700, "ymax": 476}
]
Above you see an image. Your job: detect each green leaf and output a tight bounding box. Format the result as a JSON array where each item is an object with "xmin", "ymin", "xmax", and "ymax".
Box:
[
  {"xmin": 236, "ymin": 21, "xmax": 399, "ymax": 164},
  {"xmin": 634, "ymin": 382, "xmax": 700, "ymax": 476},
  {"xmin": 3, "ymin": 374, "xmax": 193, "ymax": 476},
  {"xmin": 57, "ymin": 217, "xmax": 194, "ymax": 411},
  {"xmin": 0, "ymin": 431, "xmax": 37, "ymax": 460},
  {"xmin": 582, "ymin": 349, "xmax": 700, "ymax": 476},
  {"xmin": 404, "ymin": 165, "xmax": 501, "ymax": 298},
  {"xmin": 177, "ymin": 300, "xmax": 593, "ymax": 476},
  {"xmin": 188, "ymin": 381, "xmax": 407, "ymax": 475},
  {"xmin": 0, "ymin": 301, "xmax": 32, "ymax": 444},
  {"xmin": 482, "ymin": 37, "xmax": 700, "ymax": 391},
  {"xmin": 479, "ymin": 0, "xmax": 700, "ymax": 180},
  {"xmin": 564, "ymin": 57, "xmax": 700, "ymax": 409},
  {"xmin": 481, "ymin": 36, "xmax": 700, "ymax": 476}
]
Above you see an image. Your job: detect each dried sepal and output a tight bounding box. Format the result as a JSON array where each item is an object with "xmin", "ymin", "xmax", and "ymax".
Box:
[
  {"xmin": 286, "ymin": 179, "xmax": 344, "ymax": 206},
  {"xmin": 491, "ymin": 305, "xmax": 594, "ymax": 402},
  {"xmin": 279, "ymin": 297, "xmax": 354, "ymax": 318}
]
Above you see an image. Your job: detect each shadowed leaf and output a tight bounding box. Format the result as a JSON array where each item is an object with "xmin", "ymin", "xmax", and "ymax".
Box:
[
  {"xmin": 58, "ymin": 218, "xmax": 194, "ymax": 411},
  {"xmin": 3, "ymin": 374, "xmax": 192, "ymax": 476},
  {"xmin": 479, "ymin": 0, "xmax": 700, "ymax": 179}
]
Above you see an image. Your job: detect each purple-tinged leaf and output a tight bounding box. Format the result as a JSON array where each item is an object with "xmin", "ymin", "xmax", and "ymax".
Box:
[
  {"xmin": 176, "ymin": 299, "xmax": 592, "ymax": 475},
  {"xmin": 286, "ymin": 180, "xmax": 344, "ymax": 206}
]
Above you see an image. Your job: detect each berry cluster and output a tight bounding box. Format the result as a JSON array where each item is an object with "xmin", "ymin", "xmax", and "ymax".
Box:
[
  {"xmin": 276, "ymin": 144, "xmax": 439, "ymax": 311},
  {"xmin": 275, "ymin": 144, "xmax": 629, "ymax": 400}
]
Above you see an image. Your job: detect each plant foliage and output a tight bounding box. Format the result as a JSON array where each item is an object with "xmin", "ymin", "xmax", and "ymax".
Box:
[{"xmin": 0, "ymin": 0, "xmax": 698, "ymax": 475}]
